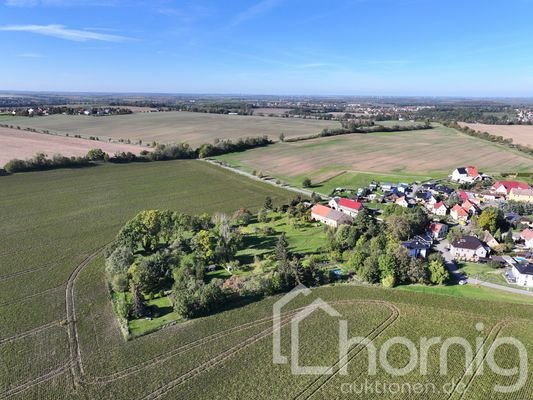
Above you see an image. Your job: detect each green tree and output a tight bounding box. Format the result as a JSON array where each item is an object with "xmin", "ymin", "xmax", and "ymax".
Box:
[
  {"xmin": 86, "ymin": 148, "xmax": 106, "ymax": 161},
  {"xmin": 478, "ymin": 207, "xmax": 505, "ymax": 234},
  {"xmin": 264, "ymin": 196, "xmax": 273, "ymax": 210},
  {"xmin": 427, "ymin": 258, "xmax": 449, "ymax": 285},
  {"xmin": 275, "ymin": 233, "xmax": 290, "ymax": 264},
  {"xmin": 302, "ymin": 178, "xmax": 312, "ymax": 188},
  {"xmin": 130, "ymin": 284, "xmax": 147, "ymax": 319}
]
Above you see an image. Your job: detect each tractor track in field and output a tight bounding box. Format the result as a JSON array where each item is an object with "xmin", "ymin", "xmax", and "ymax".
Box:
[
  {"xmin": 140, "ymin": 313, "xmax": 298, "ymax": 400},
  {"xmin": 82, "ymin": 309, "xmax": 301, "ymax": 384},
  {"xmin": 0, "ymin": 264, "xmax": 53, "ymax": 282},
  {"xmin": 0, "ymin": 285, "xmax": 64, "ymax": 308},
  {"xmin": 0, "ymin": 321, "xmax": 60, "ymax": 346},
  {"xmin": 139, "ymin": 300, "xmax": 400, "ymax": 400},
  {"xmin": 292, "ymin": 301, "xmax": 401, "ymax": 400},
  {"xmin": 65, "ymin": 247, "xmax": 107, "ymax": 386},
  {"xmin": 0, "ymin": 364, "xmax": 71, "ymax": 399},
  {"xmin": 451, "ymin": 319, "xmax": 511, "ymax": 400}
]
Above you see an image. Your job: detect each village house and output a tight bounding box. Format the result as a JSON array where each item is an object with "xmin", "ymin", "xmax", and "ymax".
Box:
[
  {"xmin": 461, "ymin": 200, "xmax": 480, "ymax": 216},
  {"xmin": 458, "ymin": 190, "xmax": 480, "ymax": 205},
  {"xmin": 311, "ymin": 204, "xmax": 352, "ymax": 228},
  {"xmin": 520, "ymin": 229, "xmax": 533, "ymax": 249},
  {"xmin": 401, "ymin": 234, "xmax": 432, "ymax": 258},
  {"xmin": 490, "ymin": 180, "xmax": 530, "ymax": 196},
  {"xmin": 395, "ymin": 196, "xmax": 409, "ymax": 208},
  {"xmin": 450, "ymin": 236, "xmax": 488, "ymax": 261},
  {"xmin": 508, "ymin": 188, "xmax": 533, "ymax": 203},
  {"xmin": 329, "ymin": 197, "xmax": 363, "ymax": 218},
  {"xmin": 450, "ymin": 166, "xmax": 480, "ymax": 184},
  {"xmin": 432, "ymin": 201, "xmax": 448, "ymax": 216},
  {"xmin": 510, "ymin": 262, "xmax": 533, "ymax": 288},
  {"xmin": 483, "ymin": 230, "xmax": 500, "ymax": 250},
  {"xmin": 450, "ymin": 204, "xmax": 469, "ymax": 223},
  {"xmin": 428, "ymin": 222, "xmax": 448, "ymax": 240}
]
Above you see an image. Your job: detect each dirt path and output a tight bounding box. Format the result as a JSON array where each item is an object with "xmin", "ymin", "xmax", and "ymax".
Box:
[{"xmin": 201, "ymin": 159, "xmax": 330, "ymax": 200}]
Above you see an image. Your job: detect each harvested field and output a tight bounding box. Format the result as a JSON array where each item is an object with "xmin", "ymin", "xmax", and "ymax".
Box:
[
  {"xmin": 460, "ymin": 122, "xmax": 533, "ymax": 147},
  {"xmin": 0, "ymin": 127, "xmax": 146, "ymax": 167},
  {"xmin": 4, "ymin": 112, "xmax": 340, "ymax": 147},
  {"xmin": 216, "ymin": 125, "xmax": 533, "ymax": 188}
]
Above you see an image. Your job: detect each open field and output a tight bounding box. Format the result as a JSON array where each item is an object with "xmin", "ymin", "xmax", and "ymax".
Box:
[
  {"xmin": 216, "ymin": 125, "xmax": 533, "ymax": 193},
  {"xmin": 1, "ymin": 161, "xmax": 533, "ymax": 399},
  {"xmin": 0, "ymin": 126, "xmax": 146, "ymax": 167},
  {"xmin": 460, "ymin": 122, "xmax": 533, "ymax": 147},
  {"xmin": 2, "ymin": 112, "xmax": 341, "ymax": 147}
]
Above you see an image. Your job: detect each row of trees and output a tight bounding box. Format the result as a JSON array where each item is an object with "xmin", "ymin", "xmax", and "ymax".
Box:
[
  {"xmin": 445, "ymin": 121, "xmax": 533, "ymax": 157},
  {"xmin": 284, "ymin": 122, "xmax": 432, "ymax": 142},
  {"xmin": 1, "ymin": 136, "xmax": 273, "ymax": 175}
]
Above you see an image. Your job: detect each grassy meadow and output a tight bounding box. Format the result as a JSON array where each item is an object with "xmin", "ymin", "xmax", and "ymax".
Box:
[
  {"xmin": 216, "ymin": 124, "xmax": 533, "ymax": 194},
  {"xmin": 3, "ymin": 112, "xmax": 341, "ymax": 147}
]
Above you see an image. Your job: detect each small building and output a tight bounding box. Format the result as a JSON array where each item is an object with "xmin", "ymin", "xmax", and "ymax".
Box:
[
  {"xmin": 461, "ymin": 200, "xmax": 480, "ymax": 216},
  {"xmin": 381, "ymin": 183, "xmax": 395, "ymax": 191},
  {"xmin": 491, "ymin": 180, "xmax": 530, "ymax": 196},
  {"xmin": 402, "ymin": 234, "xmax": 433, "ymax": 258},
  {"xmin": 310, "ymin": 204, "xmax": 352, "ymax": 228},
  {"xmin": 508, "ymin": 188, "xmax": 533, "ymax": 203},
  {"xmin": 511, "ymin": 262, "xmax": 533, "ymax": 288},
  {"xmin": 450, "ymin": 236, "xmax": 488, "ymax": 261},
  {"xmin": 428, "ymin": 222, "xmax": 448, "ymax": 240},
  {"xmin": 337, "ymin": 198, "xmax": 364, "ymax": 218},
  {"xmin": 520, "ymin": 229, "xmax": 533, "ymax": 249},
  {"xmin": 395, "ymin": 196, "xmax": 409, "ymax": 208},
  {"xmin": 432, "ymin": 201, "xmax": 448, "ymax": 216},
  {"xmin": 483, "ymin": 230, "xmax": 500, "ymax": 250},
  {"xmin": 450, "ymin": 166, "xmax": 480, "ymax": 183},
  {"xmin": 450, "ymin": 204, "xmax": 469, "ymax": 223}
]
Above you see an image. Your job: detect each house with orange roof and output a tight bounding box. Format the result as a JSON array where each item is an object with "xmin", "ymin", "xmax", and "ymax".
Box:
[
  {"xmin": 450, "ymin": 166, "xmax": 481, "ymax": 184},
  {"xmin": 520, "ymin": 228, "xmax": 533, "ymax": 248},
  {"xmin": 311, "ymin": 204, "xmax": 352, "ymax": 228},
  {"xmin": 432, "ymin": 201, "xmax": 448, "ymax": 216},
  {"xmin": 428, "ymin": 222, "xmax": 448, "ymax": 240},
  {"xmin": 450, "ymin": 204, "xmax": 469, "ymax": 222},
  {"xmin": 508, "ymin": 188, "xmax": 533, "ymax": 203},
  {"xmin": 491, "ymin": 180, "xmax": 530, "ymax": 195}
]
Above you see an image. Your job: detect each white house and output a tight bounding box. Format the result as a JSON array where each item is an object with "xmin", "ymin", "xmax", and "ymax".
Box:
[
  {"xmin": 450, "ymin": 166, "xmax": 480, "ymax": 184},
  {"xmin": 511, "ymin": 263, "xmax": 533, "ymax": 288},
  {"xmin": 336, "ymin": 198, "xmax": 363, "ymax": 218},
  {"xmin": 432, "ymin": 201, "xmax": 448, "ymax": 216},
  {"xmin": 428, "ymin": 222, "xmax": 448, "ymax": 240},
  {"xmin": 395, "ymin": 196, "xmax": 409, "ymax": 208},
  {"xmin": 450, "ymin": 236, "xmax": 488, "ymax": 261},
  {"xmin": 450, "ymin": 204, "xmax": 469, "ymax": 223}
]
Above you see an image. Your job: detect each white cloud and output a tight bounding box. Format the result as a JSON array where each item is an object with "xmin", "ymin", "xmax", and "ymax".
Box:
[
  {"xmin": 0, "ymin": 24, "xmax": 131, "ymax": 42},
  {"xmin": 231, "ymin": 0, "xmax": 282, "ymax": 27}
]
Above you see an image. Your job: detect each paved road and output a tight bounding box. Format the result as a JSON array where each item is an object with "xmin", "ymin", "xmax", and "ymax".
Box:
[
  {"xmin": 201, "ymin": 159, "xmax": 331, "ymax": 200},
  {"xmin": 436, "ymin": 239, "xmax": 533, "ymax": 297}
]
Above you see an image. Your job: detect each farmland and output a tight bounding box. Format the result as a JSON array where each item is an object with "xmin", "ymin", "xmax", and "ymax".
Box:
[
  {"xmin": 459, "ymin": 122, "xmax": 533, "ymax": 147},
  {"xmin": 2, "ymin": 112, "xmax": 341, "ymax": 147},
  {"xmin": 0, "ymin": 126, "xmax": 146, "ymax": 167},
  {"xmin": 1, "ymin": 160, "xmax": 533, "ymax": 398},
  {"xmin": 216, "ymin": 124, "xmax": 533, "ymax": 194}
]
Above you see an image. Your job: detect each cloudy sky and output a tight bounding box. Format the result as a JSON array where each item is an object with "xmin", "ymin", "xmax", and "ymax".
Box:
[{"xmin": 1, "ymin": 0, "xmax": 533, "ymax": 96}]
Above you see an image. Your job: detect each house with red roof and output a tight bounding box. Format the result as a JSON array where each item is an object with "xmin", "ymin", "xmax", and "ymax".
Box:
[
  {"xmin": 450, "ymin": 204, "xmax": 469, "ymax": 222},
  {"xmin": 491, "ymin": 180, "xmax": 530, "ymax": 195},
  {"xmin": 337, "ymin": 198, "xmax": 363, "ymax": 217},
  {"xmin": 311, "ymin": 204, "xmax": 352, "ymax": 228},
  {"xmin": 432, "ymin": 201, "xmax": 448, "ymax": 216},
  {"xmin": 461, "ymin": 200, "xmax": 480, "ymax": 216},
  {"xmin": 428, "ymin": 222, "xmax": 448, "ymax": 240},
  {"xmin": 450, "ymin": 166, "xmax": 481, "ymax": 183},
  {"xmin": 520, "ymin": 228, "xmax": 533, "ymax": 249}
]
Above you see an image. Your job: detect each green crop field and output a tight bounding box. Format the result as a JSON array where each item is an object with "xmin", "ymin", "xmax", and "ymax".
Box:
[
  {"xmin": 2, "ymin": 112, "xmax": 341, "ymax": 147},
  {"xmin": 215, "ymin": 124, "xmax": 533, "ymax": 194},
  {"xmin": 1, "ymin": 160, "xmax": 533, "ymax": 399}
]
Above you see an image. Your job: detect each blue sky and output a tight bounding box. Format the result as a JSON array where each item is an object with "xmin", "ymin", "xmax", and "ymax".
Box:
[{"xmin": 1, "ymin": 0, "xmax": 532, "ymax": 96}]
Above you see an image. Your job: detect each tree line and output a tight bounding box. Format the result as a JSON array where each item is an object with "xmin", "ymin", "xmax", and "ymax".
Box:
[
  {"xmin": 284, "ymin": 122, "xmax": 432, "ymax": 142},
  {"xmin": 1, "ymin": 136, "xmax": 273, "ymax": 175},
  {"xmin": 445, "ymin": 121, "xmax": 533, "ymax": 156}
]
